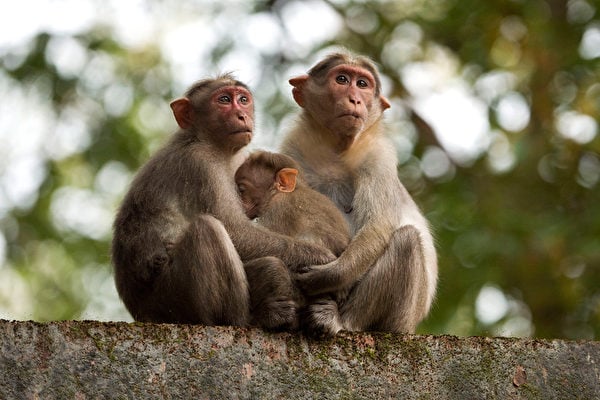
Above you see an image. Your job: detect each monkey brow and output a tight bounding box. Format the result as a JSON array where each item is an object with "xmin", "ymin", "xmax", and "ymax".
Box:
[
  {"xmin": 308, "ymin": 53, "xmax": 382, "ymax": 95},
  {"xmin": 308, "ymin": 55, "xmax": 345, "ymax": 78},
  {"xmin": 185, "ymin": 74, "xmax": 250, "ymax": 98}
]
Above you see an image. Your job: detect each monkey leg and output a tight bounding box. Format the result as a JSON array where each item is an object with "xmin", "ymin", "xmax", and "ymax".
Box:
[
  {"xmin": 142, "ymin": 214, "xmax": 250, "ymax": 326},
  {"xmin": 338, "ymin": 225, "xmax": 428, "ymax": 333},
  {"xmin": 244, "ymin": 257, "xmax": 299, "ymax": 331}
]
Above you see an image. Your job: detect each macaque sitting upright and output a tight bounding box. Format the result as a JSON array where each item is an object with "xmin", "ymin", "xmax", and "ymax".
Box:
[
  {"xmin": 112, "ymin": 74, "xmax": 335, "ymax": 330},
  {"xmin": 280, "ymin": 50, "xmax": 438, "ymax": 335}
]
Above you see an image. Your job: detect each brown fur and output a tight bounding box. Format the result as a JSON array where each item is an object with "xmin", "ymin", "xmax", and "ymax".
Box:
[
  {"xmin": 235, "ymin": 150, "xmax": 350, "ymax": 256},
  {"xmin": 280, "ymin": 51, "xmax": 438, "ymax": 334},
  {"xmin": 235, "ymin": 150, "xmax": 352, "ymax": 334},
  {"xmin": 112, "ymin": 75, "xmax": 335, "ymax": 329}
]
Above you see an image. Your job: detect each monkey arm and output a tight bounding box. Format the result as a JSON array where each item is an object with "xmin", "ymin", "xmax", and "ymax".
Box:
[
  {"xmin": 294, "ymin": 215, "xmax": 394, "ymax": 295},
  {"xmin": 228, "ymin": 218, "xmax": 336, "ymax": 267},
  {"xmin": 295, "ymin": 147, "xmax": 409, "ymax": 296},
  {"xmin": 294, "ymin": 198, "xmax": 398, "ymax": 296},
  {"xmin": 296, "ymin": 175, "xmax": 435, "ymax": 300},
  {"xmin": 217, "ymin": 203, "xmax": 336, "ymax": 269}
]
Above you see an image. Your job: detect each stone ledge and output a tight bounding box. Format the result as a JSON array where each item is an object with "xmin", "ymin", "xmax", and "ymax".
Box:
[{"xmin": 0, "ymin": 320, "xmax": 598, "ymax": 399}]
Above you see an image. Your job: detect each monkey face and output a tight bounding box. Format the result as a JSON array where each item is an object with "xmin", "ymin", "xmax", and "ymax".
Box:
[
  {"xmin": 235, "ymin": 162, "xmax": 274, "ymax": 219},
  {"xmin": 310, "ymin": 64, "xmax": 377, "ymax": 138},
  {"xmin": 170, "ymin": 79, "xmax": 255, "ymax": 152},
  {"xmin": 290, "ymin": 55, "xmax": 391, "ymax": 152},
  {"xmin": 206, "ymin": 85, "xmax": 254, "ymax": 151}
]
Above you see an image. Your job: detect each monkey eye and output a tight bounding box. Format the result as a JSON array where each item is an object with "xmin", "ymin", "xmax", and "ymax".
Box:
[
  {"xmin": 237, "ymin": 184, "xmax": 246, "ymax": 193},
  {"xmin": 357, "ymin": 79, "xmax": 369, "ymax": 88},
  {"xmin": 335, "ymin": 75, "xmax": 349, "ymax": 84},
  {"xmin": 218, "ymin": 95, "xmax": 231, "ymax": 103},
  {"xmin": 239, "ymin": 95, "xmax": 249, "ymax": 104}
]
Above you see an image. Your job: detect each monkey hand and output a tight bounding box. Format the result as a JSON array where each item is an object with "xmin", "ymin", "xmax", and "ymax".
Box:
[
  {"xmin": 294, "ymin": 262, "xmax": 345, "ymax": 296},
  {"xmin": 288, "ymin": 241, "xmax": 336, "ymax": 270}
]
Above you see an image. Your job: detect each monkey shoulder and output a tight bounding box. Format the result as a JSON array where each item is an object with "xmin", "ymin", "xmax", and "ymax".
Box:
[
  {"xmin": 350, "ymin": 135, "xmax": 397, "ymax": 173},
  {"xmin": 116, "ymin": 139, "xmax": 231, "ymax": 237}
]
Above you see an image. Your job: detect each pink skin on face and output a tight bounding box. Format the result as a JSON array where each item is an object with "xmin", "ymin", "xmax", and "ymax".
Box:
[
  {"xmin": 325, "ymin": 64, "xmax": 376, "ymax": 128},
  {"xmin": 211, "ymin": 85, "xmax": 254, "ymax": 134},
  {"xmin": 209, "ymin": 85, "xmax": 254, "ymax": 149}
]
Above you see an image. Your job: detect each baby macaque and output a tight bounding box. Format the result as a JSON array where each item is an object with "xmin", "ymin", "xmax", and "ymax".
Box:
[
  {"xmin": 235, "ymin": 150, "xmax": 352, "ymax": 333},
  {"xmin": 235, "ymin": 150, "xmax": 350, "ymax": 257}
]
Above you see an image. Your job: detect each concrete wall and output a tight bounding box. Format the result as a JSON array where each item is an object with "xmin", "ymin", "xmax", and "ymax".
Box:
[{"xmin": 1, "ymin": 320, "xmax": 598, "ymax": 399}]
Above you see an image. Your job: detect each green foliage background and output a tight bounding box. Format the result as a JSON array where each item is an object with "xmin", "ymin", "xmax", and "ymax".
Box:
[{"xmin": 0, "ymin": 0, "xmax": 598, "ymax": 339}]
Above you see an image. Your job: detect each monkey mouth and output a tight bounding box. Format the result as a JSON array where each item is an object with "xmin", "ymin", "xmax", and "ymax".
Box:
[
  {"xmin": 230, "ymin": 129, "xmax": 253, "ymax": 135},
  {"xmin": 339, "ymin": 112, "xmax": 362, "ymax": 120}
]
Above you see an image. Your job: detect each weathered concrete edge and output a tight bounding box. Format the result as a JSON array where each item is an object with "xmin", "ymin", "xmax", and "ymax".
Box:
[{"xmin": 0, "ymin": 320, "xmax": 598, "ymax": 399}]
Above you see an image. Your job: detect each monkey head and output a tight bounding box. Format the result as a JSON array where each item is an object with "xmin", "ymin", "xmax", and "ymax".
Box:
[
  {"xmin": 170, "ymin": 74, "xmax": 254, "ymax": 152},
  {"xmin": 235, "ymin": 151, "xmax": 299, "ymax": 219},
  {"xmin": 289, "ymin": 52, "xmax": 391, "ymax": 148}
]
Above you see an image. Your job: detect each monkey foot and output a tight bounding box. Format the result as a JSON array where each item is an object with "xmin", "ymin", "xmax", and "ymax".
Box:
[
  {"xmin": 252, "ymin": 297, "xmax": 298, "ymax": 332},
  {"xmin": 302, "ymin": 299, "xmax": 344, "ymax": 337}
]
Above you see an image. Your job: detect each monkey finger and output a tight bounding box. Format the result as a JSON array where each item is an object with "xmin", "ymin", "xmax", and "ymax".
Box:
[
  {"xmin": 301, "ymin": 243, "xmax": 336, "ymax": 265},
  {"xmin": 295, "ymin": 265, "xmax": 312, "ymax": 274},
  {"xmin": 292, "ymin": 271, "xmax": 311, "ymax": 285},
  {"xmin": 313, "ymin": 251, "xmax": 337, "ymax": 265},
  {"xmin": 294, "ymin": 271, "xmax": 324, "ymax": 293},
  {"xmin": 253, "ymin": 296, "xmax": 298, "ymax": 331}
]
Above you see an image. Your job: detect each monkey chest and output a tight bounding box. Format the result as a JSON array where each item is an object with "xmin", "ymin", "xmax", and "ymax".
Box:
[
  {"xmin": 314, "ymin": 180, "xmax": 355, "ymax": 215},
  {"xmin": 301, "ymin": 161, "xmax": 355, "ymax": 216}
]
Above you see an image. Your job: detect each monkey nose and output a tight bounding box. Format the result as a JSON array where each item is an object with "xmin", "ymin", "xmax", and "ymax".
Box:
[{"xmin": 348, "ymin": 86, "xmax": 361, "ymax": 104}]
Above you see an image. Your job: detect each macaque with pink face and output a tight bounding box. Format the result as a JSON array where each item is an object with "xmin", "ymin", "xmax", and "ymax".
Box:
[
  {"xmin": 280, "ymin": 51, "xmax": 438, "ymax": 335},
  {"xmin": 112, "ymin": 74, "xmax": 335, "ymax": 330}
]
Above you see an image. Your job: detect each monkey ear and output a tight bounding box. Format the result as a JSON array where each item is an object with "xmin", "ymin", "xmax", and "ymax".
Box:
[
  {"xmin": 380, "ymin": 95, "xmax": 391, "ymax": 111},
  {"xmin": 170, "ymin": 97, "xmax": 194, "ymax": 129},
  {"xmin": 289, "ymin": 75, "xmax": 308, "ymax": 107},
  {"xmin": 275, "ymin": 168, "xmax": 298, "ymax": 193}
]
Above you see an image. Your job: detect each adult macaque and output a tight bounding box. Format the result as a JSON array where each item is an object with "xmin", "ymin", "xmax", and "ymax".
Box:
[
  {"xmin": 235, "ymin": 150, "xmax": 350, "ymax": 256},
  {"xmin": 280, "ymin": 51, "xmax": 438, "ymax": 334},
  {"xmin": 235, "ymin": 150, "xmax": 351, "ymax": 333},
  {"xmin": 112, "ymin": 74, "xmax": 335, "ymax": 329}
]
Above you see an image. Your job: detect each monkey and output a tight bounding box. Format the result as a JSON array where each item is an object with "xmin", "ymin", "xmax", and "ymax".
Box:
[
  {"xmin": 234, "ymin": 150, "xmax": 350, "ymax": 257},
  {"xmin": 234, "ymin": 150, "xmax": 351, "ymax": 333},
  {"xmin": 279, "ymin": 50, "xmax": 438, "ymax": 335},
  {"xmin": 111, "ymin": 74, "xmax": 336, "ymax": 329}
]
